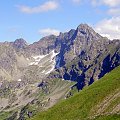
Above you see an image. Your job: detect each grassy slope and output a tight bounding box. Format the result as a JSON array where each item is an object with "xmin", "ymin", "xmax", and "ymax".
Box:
[
  {"xmin": 31, "ymin": 66, "xmax": 120, "ymax": 120},
  {"xmin": 0, "ymin": 112, "xmax": 9, "ymax": 120}
]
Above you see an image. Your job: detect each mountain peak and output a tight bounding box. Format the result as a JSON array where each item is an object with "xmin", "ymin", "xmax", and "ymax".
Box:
[
  {"xmin": 76, "ymin": 23, "xmax": 102, "ymax": 39},
  {"xmin": 77, "ymin": 24, "xmax": 95, "ymax": 33},
  {"xmin": 14, "ymin": 38, "xmax": 27, "ymax": 44},
  {"xmin": 78, "ymin": 23, "xmax": 90, "ymax": 28},
  {"xmin": 13, "ymin": 38, "xmax": 28, "ymax": 49}
]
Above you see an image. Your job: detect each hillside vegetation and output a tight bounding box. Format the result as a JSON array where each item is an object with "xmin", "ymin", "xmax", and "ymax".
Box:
[{"xmin": 31, "ymin": 66, "xmax": 120, "ymax": 120}]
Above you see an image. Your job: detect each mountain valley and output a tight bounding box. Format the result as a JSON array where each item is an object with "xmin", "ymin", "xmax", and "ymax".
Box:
[{"xmin": 0, "ymin": 24, "xmax": 120, "ymax": 120}]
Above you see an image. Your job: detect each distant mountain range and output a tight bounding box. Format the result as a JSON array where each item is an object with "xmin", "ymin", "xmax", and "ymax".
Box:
[{"xmin": 0, "ymin": 24, "xmax": 120, "ymax": 120}]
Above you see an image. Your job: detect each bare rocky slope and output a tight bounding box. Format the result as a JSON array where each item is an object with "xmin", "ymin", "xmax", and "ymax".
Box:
[{"xmin": 0, "ymin": 24, "xmax": 120, "ymax": 119}]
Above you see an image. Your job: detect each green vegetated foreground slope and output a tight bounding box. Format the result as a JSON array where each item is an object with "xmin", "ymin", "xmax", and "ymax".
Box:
[{"xmin": 31, "ymin": 66, "xmax": 120, "ymax": 120}]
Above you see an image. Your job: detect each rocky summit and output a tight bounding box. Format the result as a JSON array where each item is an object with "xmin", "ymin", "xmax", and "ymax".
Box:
[{"xmin": 0, "ymin": 24, "xmax": 120, "ymax": 120}]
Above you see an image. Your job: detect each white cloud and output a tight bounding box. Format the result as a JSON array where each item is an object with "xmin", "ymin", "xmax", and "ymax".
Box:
[
  {"xmin": 72, "ymin": 0, "xmax": 81, "ymax": 3},
  {"xmin": 95, "ymin": 17, "xmax": 120, "ymax": 40},
  {"xmin": 91, "ymin": 0, "xmax": 120, "ymax": 7},
  {"xmin": 17, "ymin": 1, "xmax": 59, "ymax": 14},
  {"xmin": 102, "ymin": 0, "xmax": 120, "ymax": 7},
  {"xmin": 108, "ymin": 8, "xmax": 120, "ymax": 15},
  {"xmin": 38, "ymin": 28, "xmax": 60, "ymax": 36}
]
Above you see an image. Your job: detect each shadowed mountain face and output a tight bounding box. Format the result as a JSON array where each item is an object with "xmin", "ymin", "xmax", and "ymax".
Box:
[
  {"xmin": 0, "ymin": 24, "xmax": 120, "ymax": 119},
  {"xmin": 47, "ymin": 24, "xmax": 120, "ymax": 89}
]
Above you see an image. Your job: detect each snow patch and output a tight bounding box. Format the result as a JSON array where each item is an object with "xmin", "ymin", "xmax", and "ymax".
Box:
[
  {"xmin": 29, "ymin": 55, "xmax": 46, "ymax": 65},
  {"xmin": 45, "ymin": 64, "xmax": 55, "ymax": 74},
  {"xmin": 41, "ymin": 70, "xmax": 45, "ymax": 73},
  {"xmin": 45, "ymin": 50, "xmax": 59, "ymax": 74},
  {"xmin": 29, "ymin": 50, "xmax": 59, "ymax": 74},
  {"xmin": 18, "ymin": 79, "xmax": 22, "ymax": 82},
  {"xmin": 32, "ymin": 55, "xmax": 45, "ymax": 60},
  {"xmin": 26, "ymin": 58, "xmax": 29, "ymax": 61},
  {"xmin": 29, "ymin": 62, "xmax": 36, "ymax": 65},
  {"xmin": 51, "ymin": 50, "xmax": 58, "ymax": 60}
]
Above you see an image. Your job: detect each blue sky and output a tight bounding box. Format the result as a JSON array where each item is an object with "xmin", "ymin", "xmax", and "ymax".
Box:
[{"xmin": 0, "ymin": 0, "xmax": 120, "ymax": 43}]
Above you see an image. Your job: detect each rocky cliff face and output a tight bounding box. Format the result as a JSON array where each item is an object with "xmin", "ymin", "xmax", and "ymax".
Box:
[
  {"xmin": 54, "ymin": 24, "xmax": 109, "ymax": 68},
  {"xmin": 46, "ymin": 24, "xmax": 120, "ymax": 90},
  {"xmin": 26, "ymin": 35, "xmax": 57, "ymax": 56},
  {"xmin": 56, "ymin": 40, "xmax": 120, "ymax": 89}
]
